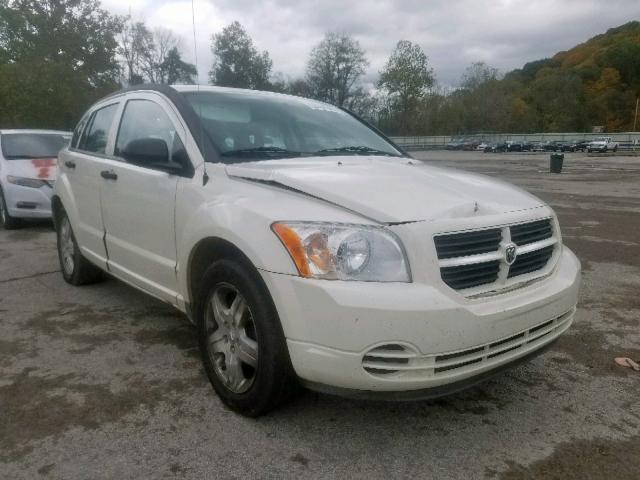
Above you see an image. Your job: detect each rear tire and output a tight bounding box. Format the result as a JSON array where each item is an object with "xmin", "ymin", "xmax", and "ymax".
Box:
[
  {"xmin": 195, "ymin": 258, "xmax": 298, "ymax": 416},
  {"xmin": 56, "ymin": 210, "xmax": 103, "ymax": 285},
  {"xmin": 0, "ymin": 187, "xmax": 21, "ymax": 230}
]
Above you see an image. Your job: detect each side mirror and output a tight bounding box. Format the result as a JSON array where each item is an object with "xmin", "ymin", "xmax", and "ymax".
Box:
[{"xmin": 121, "ymin": 138, "xmax": 182, "ymax": 174}]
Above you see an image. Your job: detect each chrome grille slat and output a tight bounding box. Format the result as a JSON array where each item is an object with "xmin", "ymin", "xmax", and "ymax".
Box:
[
  {"xmin": 440, "ymin": 261, "xmax": 500, "ymax": 289},
  {"xmin": 508, "ymin": 245, "xmax": 555, "ymax": 278},
  {"xmin": 510, "ymin": 219, "xmax": 553, "ymax": 246},
  {"xmin": 434, "ymin": 228, "xmax": 502, "ymax": 259},
  {"xmin": 434, "ymin": 218, "xmax": 557, "ymax": 295}
]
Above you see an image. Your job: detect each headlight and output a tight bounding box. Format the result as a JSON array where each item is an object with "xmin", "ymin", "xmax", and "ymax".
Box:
[
  {"xmin": 272, "ymin": 222, "xmax": 411, "ymax": 282},
  {"xmin": 7, "ymin": 176, "xmax": 47, "ymax": 188}
]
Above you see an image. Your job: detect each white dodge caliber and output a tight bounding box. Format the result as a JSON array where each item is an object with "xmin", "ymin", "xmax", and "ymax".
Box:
[{"xmin": 53, "ymin": 85, "xmax": 580, "ymax": 416}]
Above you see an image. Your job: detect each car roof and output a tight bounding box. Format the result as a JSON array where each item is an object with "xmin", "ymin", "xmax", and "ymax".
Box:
[
  {"xmin": 0, "ymin": 129, "xmax": 71, "ymax": 135},
  {"xmin": 109, "ymin": 83, "xmax": 334, "ymax": 109}
]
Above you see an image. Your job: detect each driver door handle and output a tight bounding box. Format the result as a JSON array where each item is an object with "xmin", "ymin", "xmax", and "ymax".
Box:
[
  {"xmin": 64, "ymin": 160, "xmax": 76, "ymax": 169},
  {"xmin": 100, "ymin": 169, "xmax": 118, "ymax": 181}
]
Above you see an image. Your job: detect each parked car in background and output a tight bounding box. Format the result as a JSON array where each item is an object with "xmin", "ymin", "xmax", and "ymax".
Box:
[
  {"xmin": 587, "ymin": 137, "xmax": 618, "ymax": 153},
  {"xmin": 484, "ymin": 142, "xmax": 508, "ymax": 153},
  {"xmin": 541, "ymin": 141, "xmax": 563, "ymax": 152},
  {"xmin": 476, "ymin": 142, "xmax": 489, "ymax": 151},
  {"xmin": 506, "ymin": 141, "xmax": 523, "ymax": 152},
  {"xmin": 53, "ymin": 85, "xmax": 580, "ymax": 416},
  {"xmin": 560, "ymin": 140, "xmax": 587, "ymax": 152},
  {"xmin": 446, "ymin": 137, "xmax": 465, "ymax": 150},
  {"xmin": 0, "ymin": 129, "xmax": 70, "ymax": 229},
  {"xmin": 529, "ymin": 141, "xmax": 545, "ymax": 152},
  {"xmin": 462, "ymin": 138, "xmax": 480, "ymax": 151}
]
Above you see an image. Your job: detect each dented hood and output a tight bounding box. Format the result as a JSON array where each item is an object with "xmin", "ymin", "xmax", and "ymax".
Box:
[{"xmin": 225, "ymin": 156, "xmax": 545, "ymax": 223}]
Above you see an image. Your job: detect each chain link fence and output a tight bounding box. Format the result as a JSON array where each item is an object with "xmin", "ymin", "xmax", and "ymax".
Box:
[{"xmin": 390, "ymin": 132, "xmax": 640, "ymax": 151}]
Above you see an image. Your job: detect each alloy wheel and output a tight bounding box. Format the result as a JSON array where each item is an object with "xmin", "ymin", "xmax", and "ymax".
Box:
[{"xmin": 205, "ymin": 283, "xmax": 259, "ymax": 394}]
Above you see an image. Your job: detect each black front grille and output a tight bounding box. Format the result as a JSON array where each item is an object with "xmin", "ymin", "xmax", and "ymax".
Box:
[
  {"xmin": 510, "ymin": 219, "xmax": 552, "ymax": 246},
  {"xmin": 508, "ymin": 245, "xmax": 554, "ymax": 278},
  {"xmin": 440, "ymin": 260, "xmax": 500, "ymax": 290},
  {"xmin": 434, "ymin": 228, "xmax": 502, "ymax": 259}
]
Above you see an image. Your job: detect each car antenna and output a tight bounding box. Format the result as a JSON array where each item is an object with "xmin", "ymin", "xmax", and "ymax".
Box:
[{"xmin": 191, "ymin": 0, "xmax": 209, "ymax": 186}]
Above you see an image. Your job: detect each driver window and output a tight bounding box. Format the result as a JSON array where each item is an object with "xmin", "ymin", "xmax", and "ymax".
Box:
[{"xmin": 115, "ymin": 99, "xmax": 187, "ymax": 168}]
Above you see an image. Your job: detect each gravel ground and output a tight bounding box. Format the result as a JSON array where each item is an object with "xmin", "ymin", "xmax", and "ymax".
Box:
[{"xmin": 1, "ymin": 150, "xmax": 639, "ymax": 479}]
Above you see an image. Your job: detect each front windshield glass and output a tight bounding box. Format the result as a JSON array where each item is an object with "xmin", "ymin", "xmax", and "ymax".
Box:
[
  {"xmin": 181, "ymin": 91, "xmax": 402, "ymax": 161},
  {"xmin": 1, "ymin": 133, "xmax": 69, "ymax": 160}
]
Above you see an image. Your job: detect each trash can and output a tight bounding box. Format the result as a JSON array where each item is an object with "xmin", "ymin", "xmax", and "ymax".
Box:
[{"xmin": 550, "ymin": 153, "xmax": 564, "ymax": 173}]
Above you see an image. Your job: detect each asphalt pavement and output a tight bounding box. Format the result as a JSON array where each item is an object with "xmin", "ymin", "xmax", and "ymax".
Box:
[{"xmin": 1, "ymin": 150, "xmax": 639, "ymax": 479}]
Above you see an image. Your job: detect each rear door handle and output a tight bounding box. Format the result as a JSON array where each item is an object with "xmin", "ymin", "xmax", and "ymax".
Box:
[
  {"xmin": 64, "ymin": 160, "xmax": 76, "ymax": 169},
  {"xmin": 100, "ymin": 170, "xmax": 118, "ymax": 180}
]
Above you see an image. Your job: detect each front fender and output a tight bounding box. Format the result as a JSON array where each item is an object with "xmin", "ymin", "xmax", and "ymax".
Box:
[{"xmin": 174, "ymin": 167, "xmax": 373, "ymax": 303}]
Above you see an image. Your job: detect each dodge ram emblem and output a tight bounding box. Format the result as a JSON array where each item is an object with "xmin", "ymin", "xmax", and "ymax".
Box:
[{"xmin": 505, "ymin": 243, "xmax": 517, "ymax": 265}]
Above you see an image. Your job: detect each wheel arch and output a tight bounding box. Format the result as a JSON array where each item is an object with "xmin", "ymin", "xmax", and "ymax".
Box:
[{"xmin": 186, "ymin": 236, "xmax": 264, "ymax": 314}]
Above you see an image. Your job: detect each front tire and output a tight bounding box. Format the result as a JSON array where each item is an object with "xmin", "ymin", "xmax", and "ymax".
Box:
[
  {"xmin": 196, "ymin": 259, "xmax": 298, "ymax": 416},
  {"xmin": 0, "ymin": 187, "xmax": 21, "ymax": 230},
  {"xmin": 56, "ymin": 210, "xmax": 103, "ymax": 285}
]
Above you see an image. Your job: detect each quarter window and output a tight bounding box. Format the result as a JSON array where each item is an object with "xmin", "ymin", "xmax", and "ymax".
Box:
[
  {"xmin": 79, "ymin": 104, "xmax": 118, "ymax": 154},
  {"xmin": 71, "ymin": 113, "xmax": 90, "ymax": 149}
]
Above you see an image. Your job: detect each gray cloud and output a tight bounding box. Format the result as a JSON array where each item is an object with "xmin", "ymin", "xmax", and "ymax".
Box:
[{"xmin": 103, "ymin": 0, "xmax": 640, "ymax": 86}]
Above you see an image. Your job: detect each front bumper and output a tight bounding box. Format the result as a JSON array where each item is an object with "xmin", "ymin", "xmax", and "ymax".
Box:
[
  {"xmin": 3, "ymin": 181, "xmax": 54, "ymax": 219},
  {"xmin": 260, "ymin": 246, "xmax": 580, "ymax": 393}
]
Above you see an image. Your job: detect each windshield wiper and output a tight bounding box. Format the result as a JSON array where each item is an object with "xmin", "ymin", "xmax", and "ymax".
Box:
[
  {"xmin": 220, "ymin": 146, "xmax": 303, "ymax": 158},
  {"xmin": 315, "ymin": 146, "xmax": 400, "ymax": 157}
]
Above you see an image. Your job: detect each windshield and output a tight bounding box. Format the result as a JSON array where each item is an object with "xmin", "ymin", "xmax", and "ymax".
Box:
[
  {"xmin": 181, "ymin": 91, "xmax": 402, "ymax": 161},
  {"xmin": 1, "ymin": 133, "xmax": 69, "ymax": 160}
]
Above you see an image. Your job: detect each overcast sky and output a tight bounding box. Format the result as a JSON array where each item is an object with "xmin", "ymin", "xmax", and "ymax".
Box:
[{"xmin": 102, "ymin": 0, "xmax": 640, "ymax": 87}]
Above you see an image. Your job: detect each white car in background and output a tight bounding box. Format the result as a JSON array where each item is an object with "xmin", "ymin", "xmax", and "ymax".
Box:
[
  {"xmin": 0, "ymin": 129, "xmax": 70, "ymax": 229},
  {"xmin": 53, "ymin": 85, "xmax": 581, "ymax": 416},
  {"xmin": 586, "ymin": 136, "xmax": 618, "ymax": 153}
]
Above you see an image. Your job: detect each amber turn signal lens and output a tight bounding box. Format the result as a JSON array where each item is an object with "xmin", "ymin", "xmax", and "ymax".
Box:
[
  {"xmin": 303, "ymin": 232, "xmax": 333, "ymax": 274},
  {"xmin": 272, "ymin": 223, "xmax": 312, "ymax": 277}
]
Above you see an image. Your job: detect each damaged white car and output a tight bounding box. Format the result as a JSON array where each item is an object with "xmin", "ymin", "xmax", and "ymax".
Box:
[
  {"xmin": 53, "ymin": 85, "xmax": 581, "ymax": 416},
  {"xmin": 0, "ymin": 129, "xmax": 70, "ymax": 229}
]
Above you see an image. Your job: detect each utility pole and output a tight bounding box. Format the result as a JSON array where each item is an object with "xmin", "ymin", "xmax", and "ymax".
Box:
[{"xmin": 634, "ymin": 97, "xmax": 639, "ymax": 132}]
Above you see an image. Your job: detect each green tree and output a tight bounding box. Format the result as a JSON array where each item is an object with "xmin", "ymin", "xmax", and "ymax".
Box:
[
  {"xmin": 460, "ymin": 61, "xmax": 498, "ymax": 90},
  {"xmin": 529, "ymin": 69, "xmax": 587, "ymax": 131},
  {"xmin": 377, "ymin": 40, "xmax": 434, "ymax": 133},
  {"xmin": 161, "ymin": 46, "xmax": 197, "ymax": 84},
  {"xmin": 306, "ymin": 32, "xmax": 369, "ymax": 107},
  {"xmin": 209, "ymin": 21, "xmax": 272, "ymax": 89},
  {"xmin": 117, "ymin": 17, "xmax": 152, "ymax": 85},
  {"xmin": 0, "ymin": 0, "xmax": 121, "ymax": 129}
]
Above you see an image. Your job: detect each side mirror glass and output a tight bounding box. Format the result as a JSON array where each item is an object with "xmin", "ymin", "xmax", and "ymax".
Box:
[{"xmin": 122, "ymin": 138, "xmax": 170, "ymax": 167}]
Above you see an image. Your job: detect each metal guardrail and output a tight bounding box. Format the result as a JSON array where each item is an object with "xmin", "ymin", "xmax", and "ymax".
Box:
[{"xmin": 391, "ymin": 132, "xmax": 640, "ymax": 151}]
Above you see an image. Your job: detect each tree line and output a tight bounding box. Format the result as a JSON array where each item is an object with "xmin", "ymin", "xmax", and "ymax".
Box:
[{"xmin": 1, "ymin": 0, "xmax": 639, "ymax": 134}]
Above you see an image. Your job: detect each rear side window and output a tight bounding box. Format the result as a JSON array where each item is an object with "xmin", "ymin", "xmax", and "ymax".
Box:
[
  {"xmin": 1, "ymin": 133, "xmax": 69, "ymax": 160},
  {"xmin": 71, "ymin": 113, "xmax": 91, "ymax": 149},
  {"xmin": 79, "ymin": 104, "xmax": 118, "ymax": 154}
]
